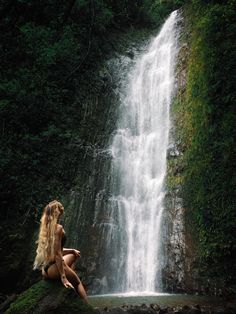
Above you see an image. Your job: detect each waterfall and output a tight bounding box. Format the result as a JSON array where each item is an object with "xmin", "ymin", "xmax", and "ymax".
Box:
[{"xmin": 102, "ymin": 10, "xmax": 179, "ymax": 294}]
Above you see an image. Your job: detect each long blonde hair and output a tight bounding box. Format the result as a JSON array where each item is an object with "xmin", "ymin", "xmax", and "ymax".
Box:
[{"xmin": 33, "ymin": 200, "xmax": 64, "ymax": 270}]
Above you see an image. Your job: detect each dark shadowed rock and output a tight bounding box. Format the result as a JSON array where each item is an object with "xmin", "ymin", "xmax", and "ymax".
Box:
[
  {"xmin": 179, "ymin": 304, "xmax": 202, "ymax": 314},
  {"xmin": 150, "ymin": 303, "xmax": 161, "ymax": 311},
  {"xmin": 5, "ymin": 280, "xmax": 96, "ymax": 314},
  {"xmin": 0, "ymin": 294, "xmax": 17, "ymax": 313},
  {"xmin": 213, "ymin": 306, "xmax": 235, "ymax": 314}
]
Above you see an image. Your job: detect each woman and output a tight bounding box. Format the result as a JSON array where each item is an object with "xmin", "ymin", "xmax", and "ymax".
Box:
[{"xmin": 33, "ymin": 200, "xmax": 87, "ymax": 302}]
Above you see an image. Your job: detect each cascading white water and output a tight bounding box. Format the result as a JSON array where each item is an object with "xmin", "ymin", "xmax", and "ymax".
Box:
[{"xmin": 105, "ymin": 10, "xmax": 179, "ymax": 294}]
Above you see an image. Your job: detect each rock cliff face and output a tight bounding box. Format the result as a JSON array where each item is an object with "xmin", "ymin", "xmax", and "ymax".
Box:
[
  {"xmin": 23, "ymin": 13, "xmax": 201, "ymax": 296},
  {"xmin": 161, "ymin": 12, "xmax": 205, "ymax": 294},
  {"xmin": 59, "ymin": 13, "xmax": 198, "ymax": 295},
  {"xmin": 43, "ymin": 29, "xmax": 154, "ymax": 295},
  {"xmin": 51, "ymin": 13, "xmax": 199, "ymax": 295},
  {"xmin": 18, "ymin": 27, "xmax": 155, "ymax": 295},
  {"xmin": 162, "ymin": 8, "xmax": 227, "ymax": 296},
  {"xmin": 162, "ymin": 13, "xmax": 191, "ymax": 294}
]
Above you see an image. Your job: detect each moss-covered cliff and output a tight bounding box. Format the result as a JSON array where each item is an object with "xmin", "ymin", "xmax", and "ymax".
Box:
[{"xmin": 166, "ymin": 0, "xmax": 236, "ymax": 295}]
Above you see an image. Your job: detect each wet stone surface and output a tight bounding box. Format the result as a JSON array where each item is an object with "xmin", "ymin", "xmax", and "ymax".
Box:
[{"xmin": 95, "ymin": 304, "xmax": 236, "ymax": 314}]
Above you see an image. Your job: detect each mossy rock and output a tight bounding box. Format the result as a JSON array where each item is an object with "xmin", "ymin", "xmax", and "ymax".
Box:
[{"xmin": 6, "ymin": 280, "xmax": 97, "ymax": 314}]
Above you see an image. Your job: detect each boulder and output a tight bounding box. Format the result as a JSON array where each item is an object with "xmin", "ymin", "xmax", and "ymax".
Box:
[{"xmin": 5, "ymin": 279, "xmax": 96, "ymax": 314}]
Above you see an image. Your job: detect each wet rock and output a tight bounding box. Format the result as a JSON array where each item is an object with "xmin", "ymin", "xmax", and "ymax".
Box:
[
  {"xmin": 141, "ymin": 303, "xmax": 148, "ymax": 308},
  {"xmin": 5, "ymin": 280, "xmax": 96, "ymax": 314},
  {"xmin": 150, "ymin": 303, "xmax": 161, "ymax": 311},
  {"xmin": 173, "ymin": 309, "xmax": 183, "ymax": 314},
  {"xmin": 187, "ymin": 305, "xmax": 201, "ymax": 314},
  {"xmin": 126, "ymin": 50, "xmax": 134, "ymax": 59},
  {"xmin": 91, "ymin": 304, "xmax": 236, "ymax": 314},
  {"xmin": 213, "ymin": 306, "xmax": 235, "ymax": 314},
  {"xmin": 160, "ymin": 307, "xmax": 168, "ymax": 313},
  {"xmin": 122, "ymin": 304, "xmax": 129, "ymax": 311},
  {"xmin": 166, "ymin": 306, "xmax": 174, "ymax": 314},
  {"xmin": 227, "ymin": 301, "xmax": 236, "ymax": 312},
  {"xmin": 111, "ymin": 307, "xmax": 127, "ymax": 314},
  {"xmin": 180, "ymin": 304, "xmax": 201, "ymax": 314},
  {"xmin": 0, "ymin": 294, "xmax": 17, "ymax": 313},
  {"xmin": 101, "ymin": 304, "xmax": 236, "ymax": 314},
  {"xmin": 128, "ymin": 306, "xmax": 155, "ymax": 313}
]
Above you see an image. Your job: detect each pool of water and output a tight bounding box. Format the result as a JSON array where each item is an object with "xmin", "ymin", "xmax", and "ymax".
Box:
[{"xmin": 89, "ymin": 293, "xmax": 225, "ymax": 309}]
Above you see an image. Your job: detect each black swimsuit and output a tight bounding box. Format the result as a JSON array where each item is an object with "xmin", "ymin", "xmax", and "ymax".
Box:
[{"xmin": 43, "ymin": 232, "xmax": 67, "ymax": 274}]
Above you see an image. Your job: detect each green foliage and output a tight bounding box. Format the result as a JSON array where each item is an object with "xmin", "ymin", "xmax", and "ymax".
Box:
[
  {"xmin": 1, "ymin": 0, "xmax": 186, "ymax": 293},
  {"xmin": 140, "ymin": 0, "xmax": 186, "ymax": 24},
  {"xmin": 0, "ymin": 0, "xmax": 185, "ymax": 221},
  {"xmin": 175, "ymin": 1, "xmax": 236, "ymax": 285}
]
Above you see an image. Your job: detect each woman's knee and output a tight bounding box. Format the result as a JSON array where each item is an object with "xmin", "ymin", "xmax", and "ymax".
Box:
[{"xmin": 63, "ymin": 253, "xmax": 77, "ymax": 267}]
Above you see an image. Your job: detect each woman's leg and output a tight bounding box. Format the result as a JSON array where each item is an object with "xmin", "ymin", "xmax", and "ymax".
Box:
[
  {"xmin": 63, "ymin": 253, "xmax": 77, "ymax": 270},
  {"xmin": 45, "ymin": 263, "xmax": 87, "ymax": 302},
  {"xmin": 64, "ymin": 265, "xmax": 88, "ymax": 302}
]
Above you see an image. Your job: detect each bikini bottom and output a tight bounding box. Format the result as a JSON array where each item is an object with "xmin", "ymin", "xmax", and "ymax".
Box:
[{"xmin": 44, "ymin": 261, "xmax": 56, "ymax": 274}]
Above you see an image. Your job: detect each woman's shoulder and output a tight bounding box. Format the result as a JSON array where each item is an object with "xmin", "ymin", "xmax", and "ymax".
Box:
[{"xmin": 55, "ymin": 224, "xmax": 63, "ymax": 234}]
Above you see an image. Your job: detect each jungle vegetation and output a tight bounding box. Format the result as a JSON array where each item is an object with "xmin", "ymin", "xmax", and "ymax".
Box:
[{"xmin": 0, "ymin": 0, "xmax": 235, "ymax": 294}]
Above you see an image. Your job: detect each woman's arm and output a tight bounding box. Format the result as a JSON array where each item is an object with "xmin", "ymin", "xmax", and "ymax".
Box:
[
  {"xmin": 62, "ymin": 248, "xmax": 80, "ymax": 257},
  {"xmin": 54, "ymin": 225, "xmax": 74, "ymax": 289}
]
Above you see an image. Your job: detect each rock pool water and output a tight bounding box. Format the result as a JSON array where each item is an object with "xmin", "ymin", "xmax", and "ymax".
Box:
[{"xmin": 89, "ymin": 293, "xmax": 225, "ymax": 309}]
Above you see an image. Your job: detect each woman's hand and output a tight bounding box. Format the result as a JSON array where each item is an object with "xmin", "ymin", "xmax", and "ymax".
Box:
[
  {"xmin": 73, "ymin": 249, "xmax": 81, "ymax": 257},
  {"xmin": 61, "ymin": 275, "xmax": 74, "ymax": 290}
]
